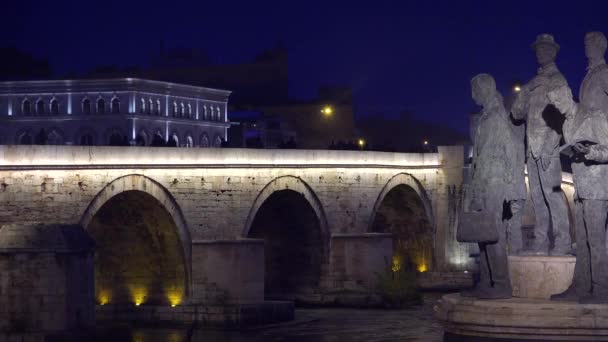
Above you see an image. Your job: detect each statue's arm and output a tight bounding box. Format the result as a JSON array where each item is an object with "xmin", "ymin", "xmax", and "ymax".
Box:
[
  {"xmin": 587, "ymin": 145, "xmax": 608, "ymax": 163},
  {"xmin": 511, "ymin": 91, "xmax": 528, "ymax": 120}
]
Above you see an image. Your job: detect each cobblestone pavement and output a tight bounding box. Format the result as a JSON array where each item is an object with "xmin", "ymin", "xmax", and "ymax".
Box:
[{"xmin": 131, "ymin": 293, "xmax": 445, "ymax": 342}]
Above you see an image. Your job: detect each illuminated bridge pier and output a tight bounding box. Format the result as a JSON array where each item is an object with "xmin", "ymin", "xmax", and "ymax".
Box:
[{"xmin": 0, "ymin": 145, "xmax": 473, "ymax": 327}]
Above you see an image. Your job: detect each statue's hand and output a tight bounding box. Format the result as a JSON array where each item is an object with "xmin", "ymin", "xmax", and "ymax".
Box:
[{"xmin": 573, "ymin": 143, "xmax": 590, "ymax": 155}]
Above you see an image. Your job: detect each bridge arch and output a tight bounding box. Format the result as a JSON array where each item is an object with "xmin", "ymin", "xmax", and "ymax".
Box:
[
  {"xmin": 243, "ymin": 175, "xmax": 329, "ymax": 300},
  {"xmin": 369, "ymin": 173, "xmax": 435, "ymax": 273},
  {"xmin": 80, "ymin": 174, "xmax": 191, "ymax": 306}
]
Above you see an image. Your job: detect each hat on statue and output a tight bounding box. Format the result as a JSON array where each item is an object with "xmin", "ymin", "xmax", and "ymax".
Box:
[{"xmin": 531, "ymin": 33, "xmax": 560, "ymax": 52}]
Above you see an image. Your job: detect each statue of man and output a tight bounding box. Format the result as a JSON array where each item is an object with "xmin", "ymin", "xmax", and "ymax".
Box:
[
  {"xmin": 462, "ymin": 74, "xmax": 518, "ymax": 299},
  {"xmin": 548, "ymin": 86, "xmax": 608, "ymax": 303},
  {"xmin": 511, "ymin": 34, "xmax": 571, "ymax": 255},
  {"xmin": 580, "ymin": 31, "xmax": 608, "ymax": 115}
]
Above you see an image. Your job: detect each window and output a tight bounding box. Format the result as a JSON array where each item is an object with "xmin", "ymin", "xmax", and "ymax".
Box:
[
  {"xmin": 111, "ymin": 98, "xmax": 120, "ymax": 114},
  {"xmin": 36, "ymin": 99, "xmax": 45, "ymax": 115},
  {"xmin": 80, "ymin": 134, "xmax": 94, "ymax": 146},
  {"xmin": 47, "ymin": 130, "xmax": 64, "ymax": 145},
  {"xmin": 151, "ymin": 132, "xmax": 164, "ymax": 146},
  {"xmin": 82, "ymin": 98, "xmax": 91, "ymax": 114},
  {"xmin": 200, "ymin": 134, "xmax": 209, "ymax": 147},
  {"xmin": 156, "ymin": 100, "xmax": 161, "ymax": 115},
  {"xmin": 187, "ymin": 103, "xmax": 192, "ymax": 118},
  {"xmin": 216, "ymin": 106, "xmax": 221, "ymax": 121},
  {"xmin": 172, "ymin": 102, "xmax": 178, "ymax": 117},
  {"xmin": 140, "ymin": 98, "xmax": 146, "ymax": 114},
  {"xmin": 97, "ymin": 98, "xmax": 105, "ymax": 114},
  {"xmin": 18, "ymin": 132, "xmax": 33, "ymax": 145},
  {"xmin": 209, "ymin": 106, "xmax": 214, "ymax": 120},
  {"xmin": 50, "ymin": 98, "xmax": 59, "ymax": 115},
  {"xmin": 167, "ymin": 134, "xmax": 179, "ymax": 147},
  {"xmin": 186, "ymin": 136, "xmax": 193, "ymax": 147},
  {"xmin": 214, "ymin": 136, "xmax": 222, "ymax": 147},
  {"xmin": 22, "ymin": 99, "xmax": 31, "ymax": 116},
  {"xmin": 148, "ymin": 99, "xmax": 153, "ymax": 115},
  {"xmin": 180, "ymin": 103, "xmax": 185, "ymax": 117},
  {"xmin": 136, "ymin": 131, "xmax": 148, "ymax": 146},
  {"xmin": 202, "ymin": 105, "xmax": 207, "ymax": 120}
]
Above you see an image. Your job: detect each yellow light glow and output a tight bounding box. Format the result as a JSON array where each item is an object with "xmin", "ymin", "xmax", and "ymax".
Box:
[
  {"xmin": 423, "ymin": 140, "xmax": 429, "ymax": 145},
  {"xmin": 135, "ymin": 302, "xmax": 141, "ymax": 306},
  {"xmin": 98, "ymin": 290, "xmax": 111, "ymax": 306},
  {"xmin": 514, "ymin": 85, "xmax": 521, "ymax": 93},
  {"xmin": 391, "ymin": 255, "xmax": 401, "ymax": 273},
  {"xmin": 321, "ymin": 106, "xmax": 333, "ymax": 116},
  {"xmin": 358, "ymin": 139, "xmax": 365, "ymax": 147},
  {"xmin": 167, "ymin": 290, "xmax": 183, "ymax": 307},
  {"xmin": 131, "ymin": 286, "xmax": 147, "ymax": 307},
  {"xmin": 417, "ymin": 264, "xmax": 428, "ymax": 273}
]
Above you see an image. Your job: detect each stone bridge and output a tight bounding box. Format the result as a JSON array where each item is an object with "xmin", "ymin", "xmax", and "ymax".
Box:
[{"xmin": 0, "ymin": 145, "xmax": 478, "ymax": 312}]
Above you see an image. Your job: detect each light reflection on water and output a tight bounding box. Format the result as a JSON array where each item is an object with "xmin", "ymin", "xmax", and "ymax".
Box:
[{"xmin": 111, "ymin": 293, "xmax": 446, "ymax": 342}]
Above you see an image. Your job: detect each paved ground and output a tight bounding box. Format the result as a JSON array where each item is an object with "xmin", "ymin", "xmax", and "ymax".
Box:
[{"xmin": 131, "ymin": 293, "xmax": 445, "ymax": 342}]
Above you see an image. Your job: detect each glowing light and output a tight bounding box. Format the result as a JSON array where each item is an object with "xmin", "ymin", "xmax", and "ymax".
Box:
[
  {"xmin": 135, "ymin": 302, "xmax": 141, "ymax": 306},
  {"xmin": 417, "ymin": 263, "xmax": 428, "ymax": 273},
  {"xmin": 167, "ymin": 289, "xmax": 183, "ymax": 307},
  {"xmin": 321, "ymin": 106, "xmax": 333, "ymax": 116},
  {"xmin": 358, "ymin": 139, "xmax": 365, "ymax": 147},
  {"xmin": 423, "ymin": 140, "xmax": 429, "ymax": 145},
  {"xmin": 98, "ymin": 290, "xmax": 111, "ymax": 305},
  {"xmin": 391, "ymin": 256, "xmax": 401, "ymax": 273},
  {"xmin": 67, "ymin": 93, "xmax": 72, "ymax": 114},
  {"xmin": 131, "ymin": 286, "xmax": 147, "ymax": 306},
  {"xmin": 464, "ymin": 270, "xmax": 469, "ymax": 274},
  {"xmin": 514, "ymin": 85, "xmax": 521, "ymax": 93}
]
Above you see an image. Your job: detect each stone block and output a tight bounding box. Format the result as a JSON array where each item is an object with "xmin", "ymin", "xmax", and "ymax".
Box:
[{"xmin": 509, "ymin": 255, "xmax": 575, "ymax": 299}]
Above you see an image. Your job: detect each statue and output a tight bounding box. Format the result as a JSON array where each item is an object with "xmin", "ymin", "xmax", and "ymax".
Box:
[
  {"xmin": 580, "ymin": 32, "xmax": 608, "ymax": 115},
  {"xmin": 459, "ymin": 74, "xmax": 518, "ymax": 299},
  {"xmin": 511, "ymin": 34, "xmax": 572, "ymax": 255},
  {"xmin": 547, "ymin": 86, "xmax": 608, "ymax": 303}
]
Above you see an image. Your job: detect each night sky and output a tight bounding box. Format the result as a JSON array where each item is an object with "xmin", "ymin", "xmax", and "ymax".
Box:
[{"xmin": 4, "ymin": 1, "xmax": 608, "ymax": 134}]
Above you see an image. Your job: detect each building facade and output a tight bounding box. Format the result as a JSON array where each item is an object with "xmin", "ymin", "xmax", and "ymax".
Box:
[{"xmin": 0, "ymin": 78, "xmax": 231, "ymax": 147}]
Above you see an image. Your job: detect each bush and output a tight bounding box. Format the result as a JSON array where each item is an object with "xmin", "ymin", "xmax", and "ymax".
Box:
[{"xmin": 375, "ymin": 257, "xmax": 422, "ymax": 308}]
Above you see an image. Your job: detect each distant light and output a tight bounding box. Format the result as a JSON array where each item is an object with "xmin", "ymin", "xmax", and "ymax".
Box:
[
  {"xmin": 514, "ymin": 85, "xmax": 521, "ymax": 93},
  {"xmin": 321, "ymin": 106, "xmax": 333, "ymax": 116},
  {"xmin": 135, "ymin": 302, "xmax": 141, "ymax": 306},
  {"xmin": 423, "ymin": 140, "xmax": 429, "ymax": 145},
  {"xmin": 171, "ymin": 304, "xmax": 176, "ymax": 307},
  {"xmin": 464, "ymin": 270, "xmax": 469, "ymax": 274},
  {"xmin": 358, "ymin": 138, "xmax": 365, "ymax": 147},
  {"xmin": 417, "ymin": 264, "xmax": 428, "ymax": 273}
]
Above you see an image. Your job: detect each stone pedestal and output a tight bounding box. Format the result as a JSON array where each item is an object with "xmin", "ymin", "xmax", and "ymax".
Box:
[
  {"xmin": 435, "ymin": 293, "xmax": 608, "ymax": 340},
  {"xmin": 509, "ymin": 255, "xmax": 576, "ymax": 299}
]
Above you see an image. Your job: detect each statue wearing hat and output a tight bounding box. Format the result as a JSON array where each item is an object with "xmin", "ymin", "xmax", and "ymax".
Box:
[{"xmin": 511, "ymin": 34, "xmax": 572, "ymax": 255}]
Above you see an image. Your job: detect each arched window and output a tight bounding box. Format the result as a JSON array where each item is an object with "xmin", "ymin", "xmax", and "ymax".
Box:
[
  {"xmin": 136, "ymin": 131, "xmax": 148, "ymax": 146},
  {"xmin": 47, "ymin": 130, "xmax": 64, "ymax": 145},
  {"xmin": 167, "ymin": 133, "xmax": 179, "ymax": 147},
  {"xmin": 200, "ymin": 134, "xmax": 209, "ymax": 148},
  {"xmin": 187, "ymin": 103, "xmax": 192, "ymax": 118},
  {"xmin": 185, "ymin": 135, "xmax": 193, "ymax": 147},
  {"xmin": 80, "ymin": 134, "xmax": 94, "ymax": 146},
  {"xmin": 208, "ymin": 106, "xmax": 214, "ymax": 120},
  {"xmin": 151, "ymin": 131, "xmax": 164, "ymax": 146},
  {"xmin": 172, "ymin": 102, "xmax": 178, "ymax": 117},
  {"xmin": 140, "ymin": 98, "xmax": 146, "ymax": 114},
  {"xmin": 216, "ymin": 106, "xmax": 221, "ymax": 121},
  {"xmin": 50, "ymin": 98, "xmax": 59, "ymax": 115},
  {"xmin": 156, "ymin": 100, "xmax": 161, "ymax": 115},
  {"xmin": 97, "ymin": 98, "xmax": 105, "ymax": 114},
  {"xmin": 214, "ymin": 136, "xmax": 223, "ymax": 147},
  {"xmin": 111, "ymin": 97, "xmax": 120, "ymax": 114},
  {"xmin": 180, "ymin": 103, "xmax": 185, "ymax": 117},
  {"xmin": 148, "ymin": 99, "xmax": 153, "ymax": 115},
  {"xmin": 34, "ymin": 128, "xmax": 48, "ymax": 145},
  {"xmin": 82, "ymin": 98, "xmax": 91, "ymax": 114},
  {"xmin": 108, "ymin": 132, "xmax": 123, "ymax": 146},
  {"xmin": 36, "ymin": 99, "xmax": 45, "ymax": 115},
  {"xmin": 18, "ymin": 132, "xmax": 33, "ymax": 145},
  {"xmin": 22, "ymin": 99, "xmax": 31, "ymax": 116}
]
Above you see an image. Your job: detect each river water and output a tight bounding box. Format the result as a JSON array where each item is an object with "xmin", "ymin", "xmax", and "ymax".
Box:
[{"xmin": 126, "ymin": 293, "xmax": 445, "ymax": 342}]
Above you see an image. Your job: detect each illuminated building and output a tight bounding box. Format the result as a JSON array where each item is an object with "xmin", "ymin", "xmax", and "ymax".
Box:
[{"xmin": 0, "ymin": 78, "xmax": 230, "ymax": 147}]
